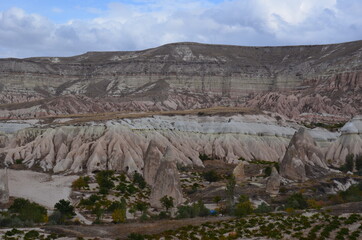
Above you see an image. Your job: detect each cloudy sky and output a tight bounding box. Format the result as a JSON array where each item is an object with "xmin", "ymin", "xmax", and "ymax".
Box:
[{"xmin": 0, "ymin": 0, "xmax": 361, "ymax": 58}]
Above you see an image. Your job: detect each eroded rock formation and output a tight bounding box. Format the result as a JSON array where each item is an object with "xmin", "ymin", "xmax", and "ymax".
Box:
[
  {"xmin": 280, "ymin": 128, "xmax": 329, "ymax": 182},
  {"xmin": 143, "ymin": 140, "xmax": 165, "ymax": 186},
  {"xmin": 266, "ymin": 167, "xmax": 281, "ymax": 195},
  {"xmin": 0, "ymin": 115, "xmax": 338, "ymax": 174},
  {"xmin": 326, "ymin": 116, "xmax": 362, "ymax": 167},
  {"xmin": 0, "ymin": 168, "xmax": 9, "ymax": 204},
  {"xmin": 149, "ymin": 147, "xmax": 183, "ymax": 208},
  {"xmin": 233, "ymin": 161, "xmax": 246, "ymax": 183}
]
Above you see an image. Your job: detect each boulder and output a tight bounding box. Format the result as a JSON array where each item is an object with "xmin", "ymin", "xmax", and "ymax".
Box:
[
  {"xmin": 149, "ymin": 147, "xmax": 183, "ymax": 208},
  {"xmin": 266, "ymin": 167, "xmax": 281, "ymax": 195},
  {"xmin": 280, "ymin": 128, "xmax": 329, "ymax": 182},
  {"xmin": 0, "ymin": 168, "xmax": 9, "ymax": 204}
]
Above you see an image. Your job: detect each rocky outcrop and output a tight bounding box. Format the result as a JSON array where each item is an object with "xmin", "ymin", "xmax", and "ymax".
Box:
[
  {"xmin": 0, "ymin": 41, "xmax": 361, "ymax": 120},
  {"xmin": 0, "ymin": 168, "xmax": 9, "ymax": 204},
  {"xmin": 280, "ymin": 128, "xmax": 329, "ymax": 182},
  {"xmin": 0, "ymin": 115, "xmax": 338, "ymax": 174},
  {"xmin": 143, "ymin": 140, "xmax": 165, "ymax": 186},
  {"xmin": 325, "ymin": 116, "xmax": 362, "ymax": 167},
  {"xmin": 149, "ymin": 147, "xmax": 183, "ymax": 208},
  {"xmin": 266, "ymin": 167, "xmax": 281, "ymax": 195},
  {"xmin": 233, "ymin": 161, "xmax": 246, "ymax": 183}
]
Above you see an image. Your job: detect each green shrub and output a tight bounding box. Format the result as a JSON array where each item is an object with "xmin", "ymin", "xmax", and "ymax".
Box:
[
  {"xmin": 176, "ymin": 201, "xmax": 210, "ymax": 219},
  {"xmin": 72, "ymin": 176, "xmax": 90, "ymax": 190},
  {"xmin": 127, "ymin": 233, "xmax": 145, "ymax": 240},
  {"xmin": 160, "ymin": 195, "xmax": 174, "ymax": 212},
  {"xmin": 254, "ymin": 202, "xmax": 273, "ymax": 214},
  {"xmin": 199, "ymin": 153, "xmax": 211, "ymax": 161},
  {"xmin": 9, "ymin": 198, "xmax": 47, "ymax": 223},
  {"xmin": 15, "ymin": 159, "xmax": 23, "ymax": 164},
  {"xmin": 133, "ymin": 172, "xmax": 146, "ymax": 189},
  {"xmin": 339, "ymin": 183, "xmax": 362, "ymax": 202},
  {"xmin": 24, "ymin": 230, "xmax": 40, "ymax": 240},
  {"xmin": 285, "ymin": 193, "xmax": 308, "ymax": 210},
  {"xmin": 264, "ymin": 166, "xmax": 272, "ymax": 177},
  {"xmin": 54, "ymin": 199, "xmax": 75, "ymax": 218},
  {"xmin": 96, "ymin": 170, "xmax": 115, "ymax": 194},
  {"xmin": 202, "ymin": 170, "xmax": 220, "ymax": 182},
  {"xmin": 340, "ymin": 154, "xmax": 354, "ymax": 172},
  {"xmin": 234, "ymin": 195, "xmax": 254, "ymax": 217}
]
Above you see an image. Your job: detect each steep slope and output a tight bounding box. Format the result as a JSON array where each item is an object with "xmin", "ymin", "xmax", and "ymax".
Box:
[{"xmin": 0, "ymin": 41, "xmax": 361, "ymax": 120}]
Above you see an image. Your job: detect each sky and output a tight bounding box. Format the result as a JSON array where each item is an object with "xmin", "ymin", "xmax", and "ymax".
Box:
[{"xmin": 0, "ymin": 0, "xmax": 361, "ymax": 58}]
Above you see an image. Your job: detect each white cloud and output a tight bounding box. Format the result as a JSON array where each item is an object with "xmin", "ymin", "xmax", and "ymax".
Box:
[{"xmin": 0, "ymin": 0, "xmax": 361, "ymax": 58}]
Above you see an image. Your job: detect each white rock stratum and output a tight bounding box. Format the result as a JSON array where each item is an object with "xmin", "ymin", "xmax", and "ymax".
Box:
[
  {"xmin": 325, "ymin": 116, "xmax": 362, "ymax": 167},
  {"xmin": 0, "ymin": 114, "xmax": 339, "ymax": 174}
]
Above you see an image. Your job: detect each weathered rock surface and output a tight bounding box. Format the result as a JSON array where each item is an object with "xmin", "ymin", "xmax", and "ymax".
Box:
[
  {"xmin": 266, "ymin": 167, "xmax": 281, "ymax": 195},
  {"xmin": 280, "ymin": 128, "xmax": 329, "ymax": 182},
  {"xmin": 0, "ymin": 168, "xmax": 9, "ymax": 204},
  {"xmin": 143, "ymin": 140, "xmax": 165, "ymax": 186},
  {"xmin": 0, "ymin": 115, "xmax": 338, "ymax": 174},
  {"xmin": 326, "ymin": 116, "xmax": 362, "ymax": 167},
  {"xmin": 149, "ymin": 147, "xmax": 183, "ymax": 208},
  {"xmin": 233, "ymin": 161, "xmax": 246, "ymax": 183},
  {"xmin": 0, "ymin": 41, "xmax": 361, "ymax": 120}
]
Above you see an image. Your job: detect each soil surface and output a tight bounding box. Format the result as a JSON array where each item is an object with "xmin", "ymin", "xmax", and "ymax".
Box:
[{"xmin": 44, "ymin": 216, "xmax": 233, "ymax": 239}]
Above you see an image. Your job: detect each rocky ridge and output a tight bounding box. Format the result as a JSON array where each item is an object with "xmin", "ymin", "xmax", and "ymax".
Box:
[
  {"xmin": 0, "ymin": 41, "xmax": 361, "ymax": 120},
  {"xmin": 0, "ymin": 115, "xmax": 338, "ymax": 174}
]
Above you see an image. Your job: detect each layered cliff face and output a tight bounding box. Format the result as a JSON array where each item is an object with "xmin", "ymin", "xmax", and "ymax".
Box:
[
  {"xmin": 0, "ymin": 41, "xmax": 361, "ymax": 120},
  {"xmin": 0, "ymin": 114, "xmax": 338, "ymax": 174}
]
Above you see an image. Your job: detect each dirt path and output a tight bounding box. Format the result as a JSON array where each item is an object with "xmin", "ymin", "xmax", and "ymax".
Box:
[{"xmin": 44, "ymin": 216, "xmax": 233, "ymax": 239}]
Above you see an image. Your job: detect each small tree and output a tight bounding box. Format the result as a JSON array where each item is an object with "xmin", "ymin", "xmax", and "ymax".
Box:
[
  {"xmin": 160, "ymin": 195, "xmax": 174, "ymax": 212},
  {"xmin": 96, "ymin": 170, "xmax": 115, "ymax": 194},
  {"xmin": 355, "ymin": 154, "xmax": 362, "ymax": 174},
  {"xmin": 202, "ymin": 170, "xmax": 220, "ymax": 182},
  {"xmin": 340, "ymin": 154, "xmax": 354, "ymax": 172},
  {"xmin": 225, "ymin": 175, "xmax": 236, "ymax": 213},
  {"xmin": 53, "ymin": 199, "xmax": 76, "ymax": 223},
  {"xmin": 72, "ymin": 176, "xmax": 90, "ymax": 190},
  {"xmin": 234, "ymin": 195, "xmax": 253, "ymax": 217},
  {"xmin": 55, "ymin": 199, "xmax": 75, "ymax": 218},
  {"xmin": 134, "ymin": 201, "xmax": 149, "ymax": 215},
  {"xmin": 285, "ymin": 193, "xmax": 308, "ymax": 210},
  {"xmin": 112, "ymin": 208, "xmax": 126, "ymax": 223},
  {"xmin": 133, "ymin": 172, "xmax": 146, "ymax": 189},
  {"xmin": 9, "ymin": 198, "xmax": 47, "ymax": 223}
]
